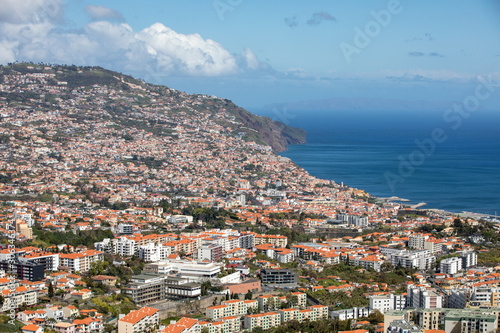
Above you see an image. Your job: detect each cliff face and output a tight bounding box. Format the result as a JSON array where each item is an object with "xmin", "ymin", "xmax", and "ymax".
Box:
[
  {"xmin": 0, "ymin": 63, "xmax": 306, "ymax": 151},
  {"xmin": 223, "ymin": 102, "xmax": 306, "ymax": 152}
]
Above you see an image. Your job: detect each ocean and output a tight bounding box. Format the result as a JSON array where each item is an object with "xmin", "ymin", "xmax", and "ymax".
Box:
[{"xmin": 254, "ymin": 109, "xmax": 500, "ymax": 215}]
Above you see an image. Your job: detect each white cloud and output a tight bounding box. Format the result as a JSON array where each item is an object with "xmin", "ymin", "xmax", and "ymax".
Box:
[
  {"xmin": 137, "ymin": 23, "xmax": 238, "ymax": 76},
  {"xmin": 0, "ymin": 39, "xmax": 18, "ymax": 64},
  {"xmin": 85, "ymin": 5, "xmax": 123, "ymax": 21},
  {"xmin": 0, "ymin": 1, "xmax": 272, "ymax": 78},
  {"xmin": 242, "ymin": 48, "xmax": 259, "ymax": 70},
  {"xmin": 0, "ymin": 0, "xmax": 62, "ymax": 24}
]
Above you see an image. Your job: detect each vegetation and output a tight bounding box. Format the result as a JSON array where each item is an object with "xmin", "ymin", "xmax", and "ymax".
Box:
[
  {"xmin": 301, "ymin": 263, "xmax": 415, "ymax": 286},
  {"xmin": 90, "ymin": 294, "xmax": 137, "ymax": 317},
  {"xmin": 477, "ymin": 247, "xmax": 500, "ymax": 267},
  {"xmin": 0, "ymin": 314, "xmax": 24, "ymax": 332},
  {"xmin": 308, "ymin": 286, "xmax": 370, "ymax": 310},
  {"xmin": 32, "ymin": 226, "xmax": 113, "ymax": 248}
]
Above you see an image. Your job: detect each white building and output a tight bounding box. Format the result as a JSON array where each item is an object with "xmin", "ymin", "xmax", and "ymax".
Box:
[
  {"xmin": 144, "ymin": 260, "xmax": 222, "ymax": 282},
  {"xmin": 330, "ymin": 307, "xmax": 371, "ymax": 320},
  {"xmin": 117, "ymin": 223, "xmax": 134, "ymax": 235},
  {"xmin": 370, "ymin": 294, "xmax": 406, "ymax": 313},
  {"xmin": 138, "ymin": 243, "xmax": 170, "ymax": 263},
  {"xmin": 471, "ymin": 287, "xmax": 500, "ymax": 307},
  {"xmin": 406, "ymin": 285, "xmax": 442, "ymax": 309},
  {"xmin": 409, "ymin": 234, "xmax": 428, "ymax": 250},
  {"xmin": 460, "ymin": 251, "xmax": 477, "ymax": 269},
  {"xmin": 118, "ymin": 306, "xmax": 159, "ymax": 333},
  {"xmin": 390, "ymin": 250, "xmax": 435, "ymax": 270},
  {"xmin": 113, "ymin": 237, "xmax": 137, "ymax": 257},
  {"xmin": 440, "ymin": 257, "xmax": 462, "ymax": 275},
  {"xmin": 14, "ymin": 211, "xmax": 34, "ymax": 227}
]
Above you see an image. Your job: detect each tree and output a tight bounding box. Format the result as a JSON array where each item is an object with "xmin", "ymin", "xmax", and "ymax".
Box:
[
  {"xmin": 368, "ymin": 309, "xmax": 384, "ymax": 325},
  {"xmin": 245, "ymin": 290, "xmax": 253, "ymax": 300},
  {"xmin": 267, "ymin": 297, "xmax": 276, "ymax": 311},
  {"xmin": 48, "ymin": 281, "xmax": 54, "ymax": 298},
  {"xmin": 201, "ymin": 328, "xmax": 209, "ymax": 333}
]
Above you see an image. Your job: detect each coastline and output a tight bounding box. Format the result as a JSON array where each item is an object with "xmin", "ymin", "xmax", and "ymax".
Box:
[{"xmin": 279, "ymin": 134, "xmax": 500, "ymax": 217}]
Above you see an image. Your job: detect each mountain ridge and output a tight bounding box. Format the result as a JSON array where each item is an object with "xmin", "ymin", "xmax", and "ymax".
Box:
[{"xmin": 0, "ymin": 62, "xmax": 306, "ymax": 152}]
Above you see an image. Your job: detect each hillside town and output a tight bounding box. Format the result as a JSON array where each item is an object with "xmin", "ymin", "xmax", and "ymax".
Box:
[{"xmin": 0, "ymin": 63, "xmax": 499, "ymax": 333}]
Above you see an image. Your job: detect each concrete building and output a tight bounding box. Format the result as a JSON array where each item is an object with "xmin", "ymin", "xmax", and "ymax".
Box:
[
  {"xmin": 198, "ymin": 244, "xmax": 223, "ymax": 262},
  {"xmin": 124, "ymin": 273, "xmax": 201, "ymax": 305},
  {"xmin": 260, "ymin": 268, "xmax": 298, "ymax": 286},
  {"xmin": 330, "ymin": 307, "xmax": 371, "ymax": 321},
  {"xmin": 113, "ymin": 237, "xmax": 137, "ymax": 257},
  {"xmin": 238, "ymin": 234, "xmax": 254, "ymax": 249},
  {"xmin": 18, "ymin": 251, "xmax": 60, "ymax": 271},
  {"xmin": 118, "ymin": 306, "xmax": 159, "ymax": 333},
  {"xmin": 137, "ymin": 243, "xmax": 170, "ymax": 263},
  {"xmin": 444, "ymin": 308, "xmax": 498, "ymax": 333},
  {"xmin": 440, "ymin": 257, "xmax": 462, "ymax": 275},
  {"xmin": 244, "ymin": 312, "xmax": 281, "ymax": 331},
  {"xmin": 223, "ymin": 278, "xmax": 261, "ymax": 295},
  {"xmin": 117, "ymin": 223, "xmax": 134, "ymax": 235},
  {"xmin": 460, "ymin": 251, "xmax": 477, "ymax": 269},
  {"xmin": 387, "ymin": 319, "xmax": 423, "ymax": 333},
  {"xmin": 59, "ymin": 250, "xmax": 103, "ymax": 273},
  {"xmin": 470, "ymin": 287, "xmax": 500, "ymax": 307},
  {"xmin": 385, "ymin": 308, "xmax": 500, "ymax": 333},
  {"xmin": 143, "ymin": 260, "xmax": 221, "ymax": 281},
  {"xmin": 0, "ymin": 286, "xmax": 38, "ymax": 312},
  {"xmin": 447, "ymin": 290, "xmax": 468, "ymax": 309},
  {"xmin": 406, "ymin": 285, "xmax": 443, "ymax": 309},
  {"xmin": 390, "ymin": 250, "xmax": 435, "ymax": 270},
  {"xmin": 206, "ymin": 299, "xmax": 259, "ymax": 320},
  {"xmin": 370, "ymin": 294, "xmax": 406, "ymax": 313},
  {"xmin": 409, "ymin": 234, "xmax": 427, "ymax": 250}
]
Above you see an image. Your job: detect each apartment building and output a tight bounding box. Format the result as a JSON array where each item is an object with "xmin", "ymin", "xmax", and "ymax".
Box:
[
  {"xmin": 238, "ymin": 234, "xmax": 254, "ymax": 249},
  {"xmin": 59, "ymin": 250, "xmax": 103, "ymax": 273},
  {"xmin": 0, "ymin": 286, "xmax": 38, "ymax": 312},
  {"xmin": 198, "ymin": 244, "xmax": 223, "ymax": 262},
  {"xmin": 390, "ymin": 250, "xmax": 435, "ymax": 270},
  {"xmin": 369, "ymin": 294, "xmax": 406, "ymax": 313},
  {"xmin": 260, "ymin": 268, "xmax": 298, "ymax": 286},
  {"xmin": 206, "ymin": 299, "xmax": 259, "ymax": 319},
  {"xmin": 470, "ymin": 287, "xmax": 500, "ymax": 307},
  {"xmin": 118, "ymin": 306, "xmax": 159, "ymax": 333},
  {"xmin": 244, "ymin": 312, "xmax": 281, "ymax": 331},
  {"xmin": 137, "ymin": 243, "xmax": 170, "ymax": 262},
  {"xmin": 460, "ymin": 251, "xmax": 477, "ymax": 269},
  {"xmin": 440, "ymin": 257, "xmax": 462, "ymax": 275},
  {"xmin": 406, "ymin": 285, "xmax": 443, "ymax": 309},
  {"xmin": 18, "ymin": 251, "xmax": 60, "ymax": 271},
  {"xmin": 444, "ymin": 308, "xmax": 498, "ymax": 333},
  {"xmin": 253, "ymin": 234, "xmax": 288, "ymax": 248},
  {"xmin": 331, "ymin": 307, "xmax": 371, "ymax": 321}
]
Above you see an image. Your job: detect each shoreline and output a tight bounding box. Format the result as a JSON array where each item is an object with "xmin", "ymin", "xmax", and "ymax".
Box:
[{"xmin": 279, "ymin": 141, "xmax": 499, "ymax": 217}]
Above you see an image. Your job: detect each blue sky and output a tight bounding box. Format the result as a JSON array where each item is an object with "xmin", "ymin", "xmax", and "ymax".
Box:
[{"xmin": 1, "ymin": 0, "xmax": 499, "ymax": 109}]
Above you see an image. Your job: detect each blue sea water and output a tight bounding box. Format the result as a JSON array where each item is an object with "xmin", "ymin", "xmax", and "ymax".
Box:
[{"xmin": 256, "ymin": 109, "xmax": 500, "ymax": 215}]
